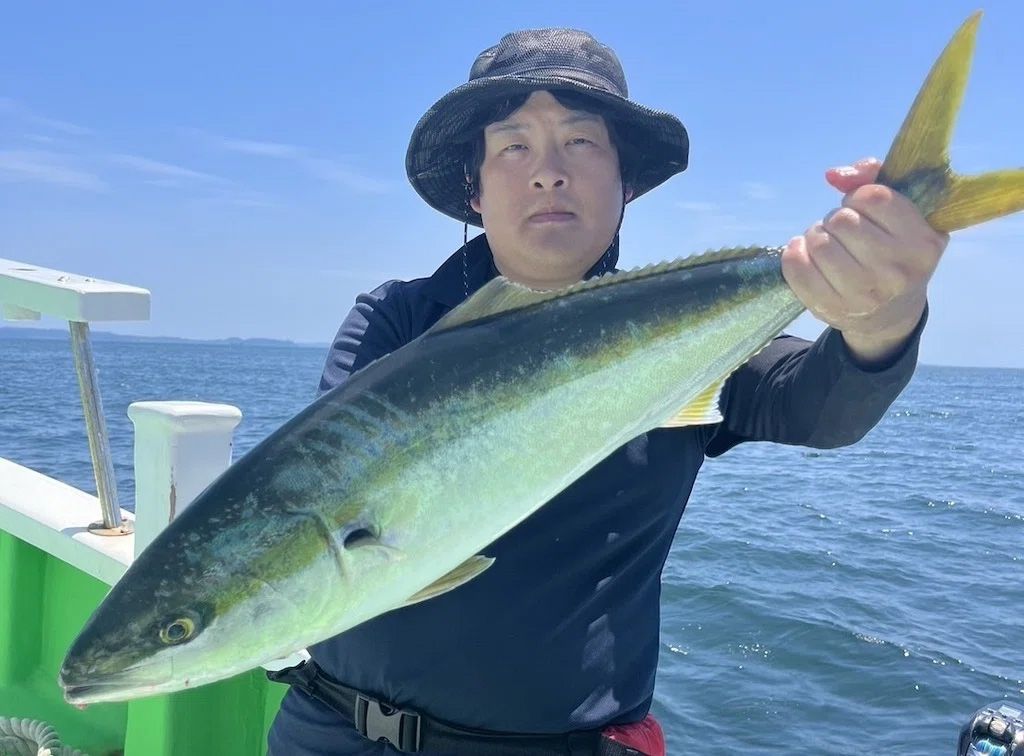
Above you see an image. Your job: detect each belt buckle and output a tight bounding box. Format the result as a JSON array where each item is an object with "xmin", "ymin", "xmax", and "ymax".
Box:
[{"xmin": 354, "ymin": 693, "xmax": 422, "ymax": 752}]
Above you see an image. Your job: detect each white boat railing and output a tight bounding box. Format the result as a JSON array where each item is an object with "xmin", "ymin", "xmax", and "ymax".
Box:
[
  {"xmin": 0, "ymin": 259, "xmax": 244, "ymax": 572},
  {"xmin": 1, "ymin": 257, "xmax": 150, "ymax": 533},
  {"xmin": 0, "ymin": 258, "xmax": 306, "ymax": 670}
]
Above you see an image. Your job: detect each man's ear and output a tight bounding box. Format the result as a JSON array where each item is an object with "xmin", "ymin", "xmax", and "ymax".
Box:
[
  {"xmin": 623, "ymin": 184, "xmax": 634, "ymax": 203},
  {"xmin": 470, "ymin": 194, "xmax": 482, "ymax": 214}
]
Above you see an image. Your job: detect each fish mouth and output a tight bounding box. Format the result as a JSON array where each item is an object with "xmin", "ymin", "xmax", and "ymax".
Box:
[
  {"xmin": 62, "ymin": 682, "xmax": 123, "ymax": 705},
  {"xmin": 62, "ymin": 676, "xmax": 175, "ymax": 704},
  {"xmin": 61, "ymin": 677, "xmax": 166, "ymax": 705},
  {"xmin": 60, "ymin": 661, "xmax": 173, "ymax": 704}
]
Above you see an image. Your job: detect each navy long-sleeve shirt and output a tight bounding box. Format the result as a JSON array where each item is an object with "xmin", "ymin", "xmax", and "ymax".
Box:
[{"xmin": 268, "ymin": 234, "xmax": 924, "ymax": 755}]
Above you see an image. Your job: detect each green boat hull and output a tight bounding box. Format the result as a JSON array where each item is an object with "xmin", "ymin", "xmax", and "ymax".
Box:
[{"xmin": 0, "ymin": 530, "xmax": 286, "ymax": 755}]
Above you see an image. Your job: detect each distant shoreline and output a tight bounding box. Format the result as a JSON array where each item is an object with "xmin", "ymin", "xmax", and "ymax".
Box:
[
  {"xmin": 2, "ymin": 326, "xmax": 1021, "ymax": 371},
  {"xmin": 0, "ymin": 326, "xmax": 329, "ymax": 349}
]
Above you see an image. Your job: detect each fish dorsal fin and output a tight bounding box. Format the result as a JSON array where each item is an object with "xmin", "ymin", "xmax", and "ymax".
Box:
[
  {"xmin": 402, "ymin": 555, "xmax": 495, "ymax": 607},
  {"xmin": 428, "ymin": 246, "xmax": 777, "ymax": 333},
  {"xmin": 429, "ymin": 278, "xmax": 554, "ymax": 332},
  {"xmin": 660, "ymin": 378, "xmax": 726, "ymax": 428}
]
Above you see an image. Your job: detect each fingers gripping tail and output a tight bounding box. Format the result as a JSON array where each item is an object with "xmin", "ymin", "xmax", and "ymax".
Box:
[{"xmin": 878, "ymin": 11, "xmax": 1024, "ymax": 233}]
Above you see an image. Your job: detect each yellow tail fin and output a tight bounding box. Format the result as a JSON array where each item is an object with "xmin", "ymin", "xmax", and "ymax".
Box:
[{"xmin": 878, "ymin": 11, "xmax": 1024, "ymax": 233}]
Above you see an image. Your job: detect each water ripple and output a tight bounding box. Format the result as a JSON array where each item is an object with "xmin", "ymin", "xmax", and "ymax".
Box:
[{"xmin": 3, "ymin": 345, "xmax": 1023, "ymax": 753}]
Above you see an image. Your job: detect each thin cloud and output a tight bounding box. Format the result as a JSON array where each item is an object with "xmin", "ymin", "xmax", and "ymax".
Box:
[
  {"xmin": 672, "ymin": 201, "xmax": 798, "ymax": 250},
  {"xmin": 190, "ymin": 127, "xmax": 394, "ymax": 194},
  {"xmin": 111, "ymin": 153, "xmax": 276, "ymax": 208},
  {"xmin": 110, "ymin": 154, "xmax": 227, "ymax": 184},
  {"xmin": 316, "ymin": 267, "xmax": 404, "ymax": 281},
  {"xmin": 249, "ymin": 264, "xmax": 409, "ymax": 287},
  {"xmin": 950, "ymin": 141, "xmax": 986, "ymax": 154},
  {"xmin": 0, "ymin": 97, "xmax": 93, "ymax": 136},
  {"xmin": 0, "ymin": 150, "xmax": 106, "ymax": 191},
  {"xmin": 217, "ymin": 137, "xmax": 303, "ymax": 159},
  {"xmin": 191, "ymin": 190, "xmax": 282, "ymax": 210},
  {"xmin": 31, "ymin": 114, "xmax": 93, "ymax": 137},
  {"xmin": 676, "ymin": 200, "xmax": 720, "ymax": 213},
  {"xmin": 955, "ymin": 216, "xmax": 1024, "ymax": 248},
  {"xmin": 742, "ymin": 181, "xmax": 776, "ymax": 201},
  {"xmin": 675, "ymin": 198, "xmax": 793, "ymax": 245},
  {"xmin": 302, "ymin": 157, "xmax": 394, "ymax": 194}
]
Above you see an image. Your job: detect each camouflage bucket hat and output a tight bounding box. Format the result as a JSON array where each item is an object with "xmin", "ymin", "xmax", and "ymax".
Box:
[{"xmin": 405, "ymin": 28, "xmax": 690, "ymax": 227}]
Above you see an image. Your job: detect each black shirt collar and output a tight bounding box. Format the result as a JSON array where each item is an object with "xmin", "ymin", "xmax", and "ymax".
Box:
[{"xmin": 421, "ymin": 233, "xmax": 621, "ymax": 309}]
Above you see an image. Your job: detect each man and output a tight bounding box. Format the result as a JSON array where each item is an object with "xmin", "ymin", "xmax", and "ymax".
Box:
[{"xmin": 267, "ymin": 27, "xmax": 940, "ymax": 755}]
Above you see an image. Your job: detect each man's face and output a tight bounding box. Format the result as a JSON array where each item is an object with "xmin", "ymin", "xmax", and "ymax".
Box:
[{"xmin": 470, "ymin": 91, "xmax": 631, "ymax": 289}]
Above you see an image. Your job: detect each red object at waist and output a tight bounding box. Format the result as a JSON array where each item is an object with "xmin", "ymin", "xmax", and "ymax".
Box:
[{"xmin": 601, "ymin": 713, "xmax": 666, "ymax": 756}]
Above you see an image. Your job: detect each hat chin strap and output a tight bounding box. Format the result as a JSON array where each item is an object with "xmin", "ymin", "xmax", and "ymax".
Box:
[
  {"xmin": 461, "ymin": 172, "xmax": 476, "ymax": 298},
  {"xmin": 593, "ymin": 185, "xmax": 628, "ymax": 277}
]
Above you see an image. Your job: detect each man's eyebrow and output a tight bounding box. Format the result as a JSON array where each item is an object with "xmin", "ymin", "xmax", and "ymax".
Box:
[
  {"xmin": 488, "ymin": 121, "xmax": 526, "ymax": 135},
  {"xmin": 562, "ymin": 112, "xmax": 603, "ymax": 126},
  {"xmin": 487, "ymin": 112, "xmax": 603, "ymax": 134}
]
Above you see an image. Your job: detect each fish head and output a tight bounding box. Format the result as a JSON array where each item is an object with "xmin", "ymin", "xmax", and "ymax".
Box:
[
  {"xmin": 59, "ymin": 548, "xmax": 229, "ymax": 704},
  {"xmin": 59, "ymin": 502, "xmax": 320, "ymax": 704},
  {"xmin": 60, "ymin": 487, "xmax": 410, "ymax": 705}
]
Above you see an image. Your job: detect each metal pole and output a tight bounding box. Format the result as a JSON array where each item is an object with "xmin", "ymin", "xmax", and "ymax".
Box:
[{"xmin": 68, "ymin": 320, "xmax": 131, "ymax": 536}]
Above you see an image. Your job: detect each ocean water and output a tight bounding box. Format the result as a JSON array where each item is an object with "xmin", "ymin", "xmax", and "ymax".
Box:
[{"xmin": 2, "ymin": 336, "xmax": 1022, "ymax": 754}]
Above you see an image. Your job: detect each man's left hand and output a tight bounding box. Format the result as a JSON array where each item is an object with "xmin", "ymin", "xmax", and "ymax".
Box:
[{"xmin": 781, "ymin": 157, "xmax": 949, "ymax": 367}]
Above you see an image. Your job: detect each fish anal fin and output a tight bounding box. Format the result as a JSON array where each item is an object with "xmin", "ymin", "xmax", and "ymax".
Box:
[
  {"xmin": 403, "ymin": 555, "xmax": 495, "ymax": 607},
  {"xmin": 660, "ymin": 379, "xmax": 726, "ymax": 428}
]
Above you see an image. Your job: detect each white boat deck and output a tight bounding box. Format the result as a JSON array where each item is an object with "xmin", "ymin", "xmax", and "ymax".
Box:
[{"xmin": 0, "ymin": 458, "xmax": 133, "ymax": 586}]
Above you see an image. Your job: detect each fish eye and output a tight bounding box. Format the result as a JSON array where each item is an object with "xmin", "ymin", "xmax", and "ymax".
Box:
[
  {"xmin": 159, "ymin": 616, "xmax": 197, "ymax": 645},
  {"xmin": 343, "ymin": 526, "xmax": 379, "ymax": 550}
]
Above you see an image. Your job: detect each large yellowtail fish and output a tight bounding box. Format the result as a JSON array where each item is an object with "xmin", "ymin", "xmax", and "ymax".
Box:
[{"xmin": 60, "ymin": 13, "xmax": 1024, "ymax": 704}]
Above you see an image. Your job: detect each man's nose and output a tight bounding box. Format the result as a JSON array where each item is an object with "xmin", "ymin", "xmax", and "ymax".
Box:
[{"xmin": 531, "ymin": 148, "xmax": 568, "ymax": 190}]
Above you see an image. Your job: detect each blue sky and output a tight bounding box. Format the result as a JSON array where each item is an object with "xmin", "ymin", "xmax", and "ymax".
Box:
[{"xmin": 1, "ymin": 1, "xmax": 1021, "ymax": 367}]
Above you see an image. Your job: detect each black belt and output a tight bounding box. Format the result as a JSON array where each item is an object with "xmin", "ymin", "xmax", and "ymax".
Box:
[{"xmin": 267, "ymin": 660, "xmax": 643, "ymax": 756}]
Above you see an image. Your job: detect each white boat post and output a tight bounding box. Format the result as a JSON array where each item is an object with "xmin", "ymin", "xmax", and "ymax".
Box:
[
  {"xmin": 70, "ymin": 320, "xmax": 128, "ymax": 534},
  {"xmin": 127, "ymin": 402, "xmax": 242, "ymax": 556}
]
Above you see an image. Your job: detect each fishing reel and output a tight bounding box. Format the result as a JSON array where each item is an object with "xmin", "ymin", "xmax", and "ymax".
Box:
[{"xmin": 959, "ymin": 702, "xmax": 1024, "ymax": 755}]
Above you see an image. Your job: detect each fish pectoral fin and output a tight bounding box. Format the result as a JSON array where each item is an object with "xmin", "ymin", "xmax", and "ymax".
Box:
[
  {"xmin": 402, "ymin": 555, "xmax": 495, "ymax": 607},
  {"xmin": 660, "ymin": 379, "xmax": 726, "ymax": 428}
]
